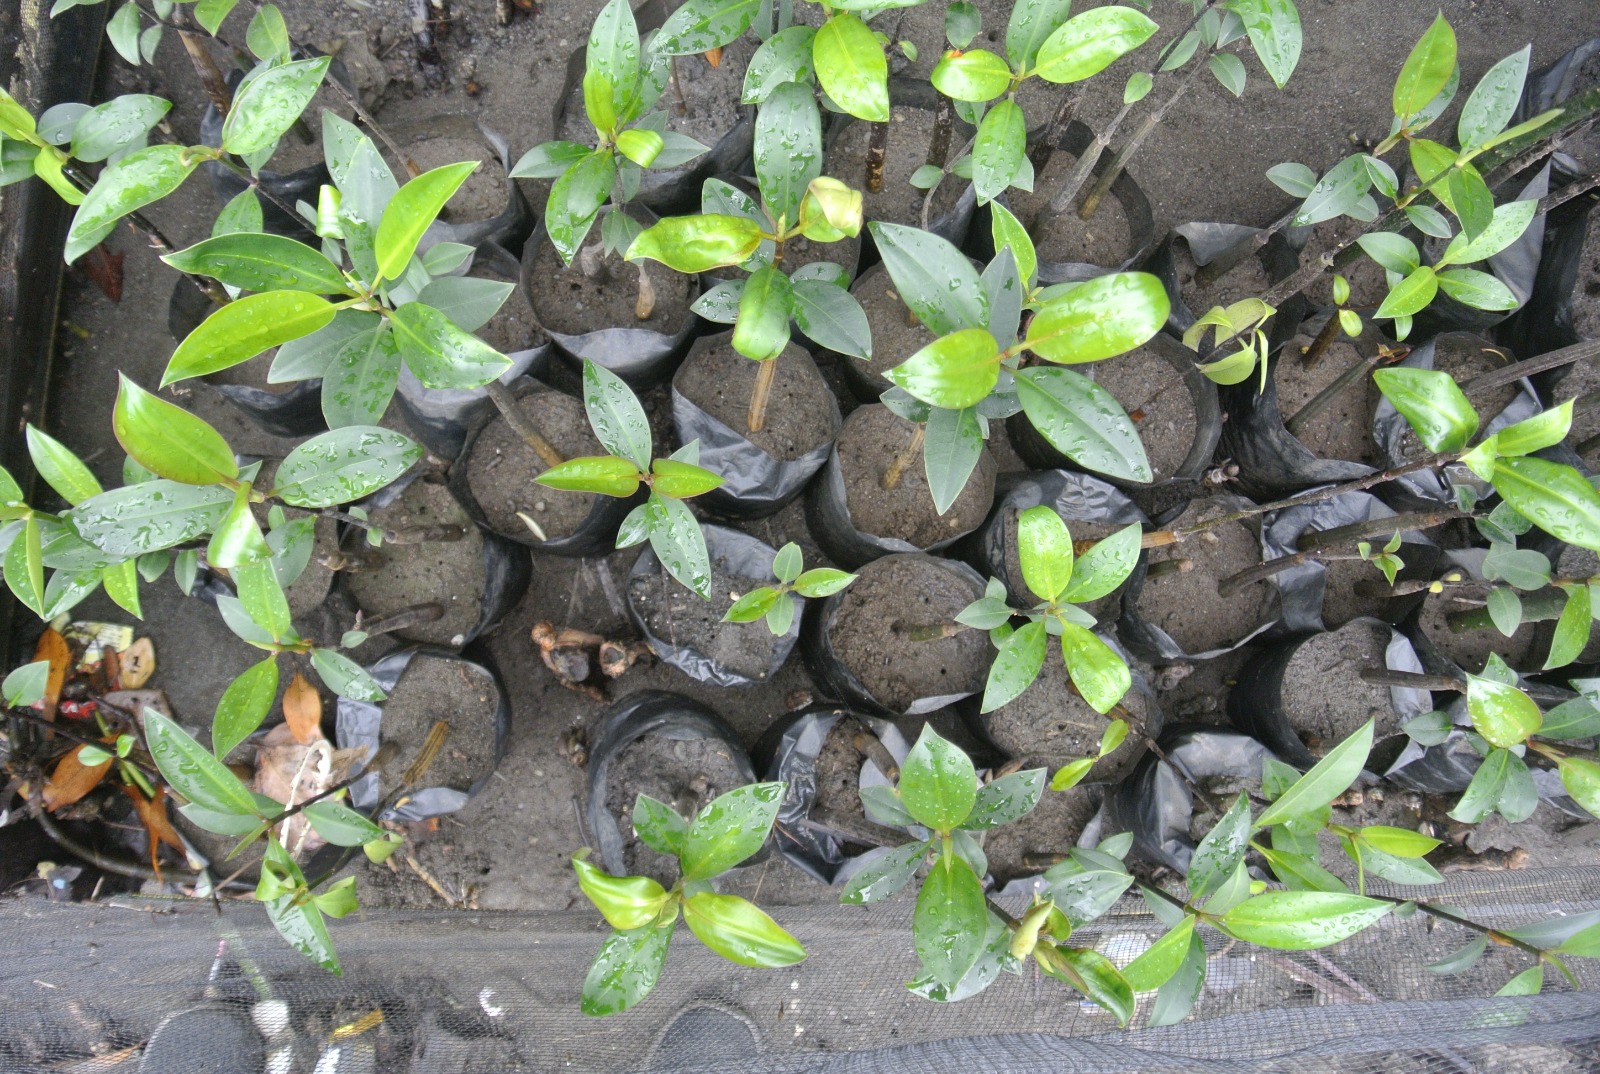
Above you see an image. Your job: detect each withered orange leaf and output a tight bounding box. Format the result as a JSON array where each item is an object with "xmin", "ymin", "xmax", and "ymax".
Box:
[
  {"xmin": 42, "ymin": 742, "xmax": 114, "ymax": 811},
  {"xmin": 123, "ymin": 784, "xmax": 184, "ymax": 878},
  {"xmin": 81, "ymin": 244, "xmax": 124, "ymax": 303},
  {"xmin": 283, "ymin": 672, "xmax": 323, "ymax": 745},
  {"xmin": 32, "ymin": 628, "xmax": 70, "ymax": 722}
]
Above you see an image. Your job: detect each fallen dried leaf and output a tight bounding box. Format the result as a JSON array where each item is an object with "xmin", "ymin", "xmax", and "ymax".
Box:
[
  {"xmin": 42, "ymin": 742, "xmax": 114, "ymax": 811},
  {"xmin": 123, "ymin": 784, "xmax": 184, "ymax": 878},
  {"xmin": 81, "ymin": 244, "xmax": 124, "ymax": 302},
  {"xmin": 704, "ymin": 46, "xmax": 722, "ymax": 68},
  {"xmin": 118, "ymin": 638, "xmax": 156, "ymax": 689},
  {"xmin": 252, "ymin": 723, "xmax": 333, "ymax": 855},
  {"xmin": 32, "ymin": 629, "xmax": 70, "ymax": 722},
  {"xmin": 283, "ymin": 672, "xmax": 323, "ymax": 745}
]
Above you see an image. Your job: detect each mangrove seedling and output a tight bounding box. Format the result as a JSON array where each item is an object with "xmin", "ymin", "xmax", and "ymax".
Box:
[
  {"xmin": 572, "ymin": 782, "xmax": 804, "ymax": 1015},
  {"xmin": 535, "ymin": 360, "xmax": 724, "ymax": 598},
  {"xmin": 723, "ymin": 541, "xmax": 856, "ymax": 635}
]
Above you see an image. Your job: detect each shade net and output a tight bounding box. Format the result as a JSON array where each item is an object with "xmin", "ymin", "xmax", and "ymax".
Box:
[{"xmin": 3, "ymin": 868, "xmax": 1599, "ymax": 1073}]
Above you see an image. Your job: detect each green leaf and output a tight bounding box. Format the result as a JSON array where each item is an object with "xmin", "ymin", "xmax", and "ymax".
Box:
[
  {"xmin": 1496, "ymin": 401, "xmax": 1573, "ymax": 458},
  {"xmin": 582, "ymin": 922, "xmax": 675, "ymax": 1017},
  {"xmin": 632, "ymin": 794, "xmax": 688, "ymax": 857},
  {"xmin": 272, "ymin": 427, "xmax": 419, "ymax": 509},
  {"xmin": 1465, "ymin": 674, "xmax": 1541, "ymax": 749},
  {"xmin": 390, "ymin": 301, "xmax": 512, "ymax": 390},
  {"xmin": 1042, "ymin": 946, "xmax": 1134, "ymax": 1024},
  {"xmin": 573, "ymin": 853, "xmax": 671, "ymax": 930},
  {"xmin": 1559, "ymin": 757, "xmax": 1600, "ymax": 818},
  {"xmin": 1490, "ymin": 457, "xmax": 1600, "ymax": 553},
  {"xmin": 1291, "ymin": 155, "xmax": 1371, "ymax": 228},
  {"xmin": 644, "ymin": 492, "xmax": 713, "ymax": 598},
  {"xmin": 163, "ymin": 233, "xmax": 348, "ymax": 295},
  {"xmin": 585, "ymin": 0, "xmax": 639, "ymax": 115},
  {"xmin": 1223, "ymin": 891, "xmax": 1391, "ymax": 949},
  {"xmin": 791, "ymin": 279, "xmax": 872, "ymax": 359},
  {"xmin": 899, "ymin": 724, "xmax": 977, "ymax": 831},
  {"xmin": 742, "ymin": 26, "xmax": 817, "ymax": 104},
  {"xmin": 1059, "ymin": 623, "xmax": 1130, "ymax": 714},
  {"xmin": 988, "ymin": 202, "xmax": 1037, "ymax": 289},
  {"xmin": 652, "ymin": 0, "xmax": 759, "ymax": 55},
  {"xmin": 1188, "ymin": 794, "xmax": 1252, "ymax": 898},
  {"xmin": 106, "ymin": 3, "xmax": 141, "ymax": 64},
  {"xmin": 650, "ymin": 458, "xmax": 722, "ymax": 500},
  {"xmin": 1371, "ymin": 366, "xmax": 1478, "ymax": 453},
  {"xmin": 972, "ymin": 99, "xmax": 1026, "ymax": 203},
  {"xmin": 145, "ymin": 707, "xmax": 263, "ymax": 816},
  {"xmin": 546, "ymin": 152, "xmax": 616, "ymax": 265},
  {"xmin": 1358, "ymin": 825, "xmax": 1441, "ymax": 858},
  {"xmin": 732, "ymin": 264, "xmax": 793, "ymax": 361},
  {"xmin": 1063, "ymin": 523, "xmax": 1141, "ymax": 603},
  {"xmin": 931, "ymin": 48, "xmax": 1012, "ymax": 103},
  {"xmin": 64, "ymin": 144, "xmax": 195, "ymax": 263},
  {"xmin": 193, "ymin": 0, "xmax": 239, "ymax": 35},
  {"xmin": 260, "ymin": 838, "xmax": 342, "ymax": 974},
  {"xmin": 1209, "ymin": 52, "xmax": 1247, "ymax": 96},
  {"xmin": 1357, "ymin": 233, "xmax": 1421, "ymax": 275},
  {"xmin": 321, "ymin": 323, "xmax": 401, "ymax": 429},
  {"xmin": 1148, "ymin": 933, "xmax": 1206, "ymax": 1026},
  {"xmin": 1014, "ymin": 367, "xmax": 1152, "ymax": 483},
  {"xmin": 1006, "ymin": 0, "xmax": 1073, "ymax": 72},
  {"xmin": 536, "ymin": 455, "xmax": 643, "ymax": 497},
  {"xmin": 886, "ymin": 329, "xmax": 1001, "ymax": 411},
  {"xmin": 813, "ymin": 14, "xmax": 889, "ymax": 123},
  {"xmin": 870, "ymin": 223, "xmax": 989, "ymax": 336},
  {"xmin": 164, "ymin": 290, "xmax": 337, "ymax": 385},
  {"xmin": 961, "ymin": 768, "xmax": 1045, "ymax": 830},
  {"xmin": 69, "ymin": 482, "xmax": 232, "ymax": 557},
  {"xmin": 211, "ymin": 658, "xmax": 279, "ymax": 759},
  {"xmin": 921, "ymin": 404, "xmax": 984, "ymax": 516},
  {"xmin": 373, "ymin": 162, "xmax": 477, "ymax": 282},
  {"xmin": 509, "ymin": 140, "xmax": 592, "ymax": 179},
  {"xmin": 113, "ymin": 376, "xmax": 237, "ymax": 485},
  {"xmin": 614, "ymin": 129, "xmax": 662, "ymax": 168},
  {"xmin": 681, "ymin": 782, "xmax": 785, "ymax": 880},
  {"xmin": 915, "ymin": 855, "xmax": 988, "ymax": 987},
  {"xmin": 1032, "ymin": 7, "xmax": 1158, "ymax": 84},
  {"xmin": 245, "ymin": 3, "xmax": 290, "ymax": 61},
  {"xmin": 582, "ymin": 360, "xmax": 652, "ymax": 471},
  {"xmin": 1448, "ymin": 746, "xmax": 1514, "ymax": 822},
  {"xmin": 26, "ymin": 425, "xmax": 101, "ymax": 505},
  {"xmin": 793, "ymin": 568, "xmax": 855, "ymax": 598},
  {"xmin": 2, "ymin": 659, "xmax": 50, "ymax": 707},
  {"xmin": 1436, "ymin": 198, "xmax": 1538, "ymax": 266},
  {"xmin": 1495, "ymin": 964, "xmax": 1544, "ymax": 997},
  {"xmin": 221, "ymin": 57, "xmax": 331, "ymax": 157},
  {"xmin": 1255, "ymin": 719, "xmax": 1373, "ymax": 828},
  {"xmin": 1485, "ymin": 586, "xmax": 1523, "ymax": 638},
  {"xmin": 1436, "ymin": 267, "xmax": 1518, "ymax": 311},
  {"xmin": 683, "ymin": 892, "xmax": 806, "ymax": 967},
  {"xmin": 981, "ymin": 619, "xmax": 1047, "ymax": 712},
  {"xmin": 1392, "ymin": 13, "xmax": 1457, "ymax": 121},
  {"xmin": 840, "ymin": 841, "xmax": 928, "ymax": 904},
  {"xmin": 1458, "ymin": 46, "xmax": 1529, "ymax": 149},
  {"xmin": 1121, "ymin": 915, "xmax": 1196, "ymax": 991},
  {"xmin": 753, "ymin": 80, "xmax": 821, "ymax": 226},
  {"xmin": 724, "ymin": 586, "xmax": 780, "ymax": 623},
  {"xmin": 1049, "ymin": 758, "xmax": 1095, "ymax": 792},
  {"xmin": 1447, "ymin": 166, "xmax": 1495, "ymax": 241},
  {"xmin": 626, "ymin": 213, "xmax": 764, "ymax": 273},
  {"xmin": 1017, "ymin": 505, "xmax": 1074, "ymax": 602},
  {"xmin": 1024, "ymin": 273, "xmax": 1168, "ymax": 363},
  {"xmin": 1226, "ymin": 0, "xmax": 1302, "ymax": 87},
  {"xmin": 1374, "ymin": 265, "xmax": 1439, "ymax": 320},
  {"xmin": 1538, "ymin": 697, "xmax": 1600, "ymax": 740},
  {"xmin": 233, "ymin": 557, "xmax": 290, "ymax": 640},
  {"xmin": 310, "ymin": 648, "xmax": 386, "ymax": 702},
  {"xmin": 69, "ymin": 94, "xmax": 169, "ymax": 164}
]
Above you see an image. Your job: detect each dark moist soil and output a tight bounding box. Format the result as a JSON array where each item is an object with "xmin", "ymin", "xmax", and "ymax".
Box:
[
  {"xmin": 1416, "ymin": 582, "xmax": 1537, "ymax": 674},
  {"xmin": 558, "ymin": 38, "xmax": 756, "ymax": 153},
  {"xmin": 1396, "ymin": 336, "xmax": 1520, "ymax": 463},
  {"xmin": 982, "ymin": 653, "xmax": 1150, "ymax": 780},
  {"xmin": 375, "ymin": 653, "xmax": 499, "ymax": 795},
  {"xmin": 1174, "ymin": 242, "xmax": 1272, "ymax": 318},
  {"xmin": 1138, "ymin": 500, "xmax": 1272, "ymax": 656},
  {"xmin": 1303, "ymin": 218, "xmax": 1389, "ymax": 310},
  {"xmin": 809, "ymin": 715, "xmax": 878, "ymax": 848},
  {"xmin": 1280, "ymin": 619, "xmax": 1404, "ymax": 757},
  {"xmin": 986, "ymin": 782, "xmax": 1101, "ymax": 885},
  {"xmin": 1001, "ymin": 512, "xmax": 1126, "ymax": 620},
  {"xmin": 390, "ymin": 129, "xmax": 509, "ymax": 224},
  {"xmin": 846, "ymin": 262, "xmax": 937, "ymax": 397},
  {"xmin": 824, "ymin": 107, "xmax": 964, "ymax": 228},
  {"xmin": 1552, "ymin": 350, "xmax": 1600, "ymax": 468},
  {"xmin": 1089, "ymin": 346, "xmax": 1197, "ymax": 483},
  {"xmin": 826, "ymin": 554, "xmax": 989, "ymax": 713},
  {"xmin": 604, "ymin": 734, "xmax": 748, "ymax": 883},
  {"xmin": 1007, "ymin": 151, "xmax": 1132, "ymax": 267},
  {"xmin": 469, "ymin": 258, "xmax": 546, "ymax": 355},
  {"xmin": 1573, "ymin": 210, "xmax": 1600, "ymax": 342},
  {"xmin": 674, "ymin": 339, "xmax": 835, "ymax": 461},
  {"xmin": 628, "ymin": 559, "xmax": 786, "ymax": 682},
  {"xmin": 1317, "ymin": 553, "xmax": 1400, "ymax": 630},
  {"xmin": 526, "ymin": 211, "xmax": 694, "ymax": 337},
  {"xmin": 837, "ymin": 405, "xmax": 995, "ymax": 547},
  {"xmin": 462, "ymin": 387, "xmax": 600, "ymax": 541},
  {"xmin": 1276, "ymin": 335, "xmax": 1381, "ymax": 465},
  {"xmin": 1187, "ymin": 773, "xmax": 1265, "ymax": 844},
  {"xmin": 343, "ymin": 478, "xmax": 487, "ymax": 647}
]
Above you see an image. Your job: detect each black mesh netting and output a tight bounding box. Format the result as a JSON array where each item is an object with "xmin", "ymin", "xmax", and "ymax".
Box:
[{"xmin": 4, "ymin": 868, "xmax": 1599, "ymax": 1073}]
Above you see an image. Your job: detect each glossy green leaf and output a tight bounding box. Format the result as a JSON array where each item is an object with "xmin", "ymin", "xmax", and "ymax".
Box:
[
  {"xmin": 64, "ymin": 144, "xmax": 195, "ymax": 263},
  {"xmin": 732, "ymin": 264, "xmax": 793, "ymax": 361},
  {"xmin": 310, "ymin": 648, "xmax": 386, "ymax": 702},
  {"xmin": 2, "ymin": 660, "xmax": 50, "ymax": 707},
  {"xmin": 813, "ymin": 14, "xmax": 889, "ymax": 123},
  {"xmin": 840, "ymin": 841, "xmax": 927, "ymax": 904},
  {"xmin": 221, "ymin": 57, "xmax": 331, "ymax": 157},
  {"xmin": 742, "ymin": 27, "xmax": 817, "ymax": 104},
  {"xmin": 683, "ymin": 892, "xmax": 806, "ymax": 967},
  {"xmin": 885, "ymin": 328, "xmax": 1001, "ymax": 410},
  {"xmin": 1005, "ymin": 0, "xmax": 1072, "ymax": 72},
  {"xmin": 1371, "ymin": 366, "xmax": 1478, "ymax": 453},
  {"xmin": 972, "ymin": 99, "xmax": 1026, "ymax": 203},
  {"xmin": 536, "ymin": 455, "xmax": 643, "ymax": 497},
  {"xmin": 113, "ymin": 376, "xmax": 237, "ymax": 485},
  {"xmin": 626, "ymin": 213, "xmax": 764, "ymax": 273},
  {"xmin": 1291, "ymin": 155, "xmax": 1371, "ymax": 227},
  {"xmin": 583, "ymin": 359, "xmax": 652, "ymax": 471},
  {"xmin": 792, "ymin": 278, "xmax": 872, "ymax": 359},
  {"xmin": 26, "ymin": 425, "xmax": 101, "ymax": 505},
  {"xmin": 652, "ymin": 0, "xmax": 759, "ymax": 55},
  {"xmin": 70, "ymin": 94, "xmax": 169, "ymax": 163},
  {"xmin": 546, "ymin": 152, "xmax": 616, "ymax": 264},
  {"xmin": 212, "ymin": 657, "xmax": 280, "ymax": 759},
  {"xmin": 69, "ymin": 482, "xmax": 232, "ymax": 556},
  {"xmin": 724, "ymin": 586, "xmax": 780, "ymax": 623},
  {"xmin": 961, "ymin": 768, "xmax": 1045, "ymax": 830},
  {"xmin": 1209, "ymin": 52, "xmax": 1247, "ymax": 96},
  {"xmin": 1437, "ymin": 198, "xmax": 1537, "ymax": 266},
  {"xmin": 1448, "ymin": 166, "xmax": 1495, "ymax": 241},
  {"xmin": 1392, "ymin": 14, "xmax": 1456, "ymax": 121},
  {"xmin": 573, "ymin": 853, "xmax": 671, "ymax": 930},
  {"xmin": 1465, "ymin": 674, "xmax": 1542, "ymax": 749},
  {"xmin": 1458, "ymin": 46, "xmax": 1529, "ymax": 150},
  {"xmin": 921, "ymin": 404, "xmax": 984, "ymax": 516},
  {"xmin": 582, "ymin": 922, "xmax": 675, "ymax": 1017},
  {"xmin": 794, "ymin": 568, "xmax": 855, "ymax": 598},
  {"xmin": 1226, "ymin": 0, "xmax": 1302, "ymax": 87},
  {"xmin": 1546, "ymin": 587, "xmax": 1594, "ymax": 669},
  {"xmin": 648, "ymin": 459, "xmax": 722, "ymax": 500},
  {"xmin": 1222, "ymin": 891, "xmax": 1391, "ymax": 949},
  {"xmin": 1014, "ymin": 367, "xmax": 1152, "ymax": 483},
  {"xmin": 644, "ymin": 492, "xmax": 713, "ymax": 598},
  {"xmin": 260, "ymin": 838, "xmax": 342, "ymax": 974},
  {"xmin": 915, "ymin": 855, "xmax": 988, "ymax": 987},
  {"xmin": 1374, "ymin": 265, "xmax": 1439, "ymax": 320},
  {"xmin": 981, "ymin": 619, "xmax": 1047, "ymax": 712},
  {"xmin": 321, "ymin": 323, "xmax": 401, "ymax": 429},
  {"xmin": 1121, "ymin": 915, "xmax": 1197, "ymax": 992},
  {"xmin": 900, "ymin": 724, "xmax": 977, "ymax": 831},
  {"xmin": 272, "ymin": 427, "xmax": 419, "ymax": 509},
  {"xmin": 753, "ymin": 80, "xmax": 821, "ymax": 226},
  {"xmin": 145, "ymin": 707, "xmax": 263, "ymax": 816},
  {"xmin": 1436, "ymin": 267, "xmax": 1518, "ymax": 311},
  {"xmin": 163, "ymin": 233, "xmax": 349, "ymax": 295},
  {"xmin": 1495, "ymin": 964, "xmax": 1544, "ymax": 997},
  {"xmin": 1018, "ymin": 505, "xmax": 1074, "ymax": 602},
  {"xmin": 681, "ymin": 781, "xmax": 785, "ymax": 880},
  {"xmin": 1063, "ymin": 523, "xmax": 1141, "ymax": 603},
  {"xmin": 1491, "ymin": 456, "xmax": 1600, "ymax": 553},
  {"xmin": 1058, "ymin": 623, "xmax": 1130, "ymax": 714},
  {"xmin": 4, "ymin": 516, "xmax": 45, "ymax": 616},
  {"xmin": 164, "ymin": 290, "xmax": 337, "ymax": 385},
  {"xmin": 235, "ymin": 557, "xmax": 290, "ymax": 640},
  {"xmin": 1188, "ymin": 793, "xmax": 1252, "ymax": 898},
  {"xmin": 870, "ymin": 222, "xmax": 989, "ymax": 336},
  {"xmin": 1025, "ymin": 273, "xmax": 1167, "ymax": 363},
  {"xmin": 931, "ymin": 48, "xmax": 1012, "ymax": 103},
  {"xmin": 207, "ymin": 484, "xmax": 270, "ymax": 570},
  {"xmin": 1560, "ymin": 757, "xmax": 1600, "ymax": 817},
  {"xmin": 1256, "ymin": 718, "xmax": 1373, "ymax": 828},
  {"xmin": 1031, "ymin": 7, "xmax": 1158, "ymax": 84},
  {"xmin": 373, "ymin": 162, "xmax": 477, "ymax": 282},
  {"xmin": 390, "ymin": 301, "xmax": 512, "ymax": 389}
]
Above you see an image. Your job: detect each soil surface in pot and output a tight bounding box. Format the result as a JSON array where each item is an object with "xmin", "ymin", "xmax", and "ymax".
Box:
[
  {"xmin": 1396, "ymin": 337, "xmax": 1520, "ymax": 462},
  {"xmin": 838, "ymin": 405, "xmax": 995, "ymax": 547},
  {"xmin": 559, "ymin": 38, "xmax": 755, "ymax": 154},
  {"xmin": 1551, "ymin": 349, "xmax": 1600, "ymax": 468},
  {"xmin": 847, "ymin": 262, "xmax": 936, "ymax": 396},
  {"xmin": 986, "ymin": 782, "xmax": 1101, "ymax": 885},
  {"xmin": 1174, "ymin": 241, "xmax": 1272, "ymax": 317},
  {"xmin": 394, "ymin": 130, "xmax": 509, "ymax": 224},
  {"xmin": 675, "ymin": 340, "xmax": 835, "ymax": 460},
  {"xmin": 808, "ymin": 716, "xmax": 891, "ymax": 852},
  {"xmin": 1416, "ymin": 582, "xmax": 1537, "ymax": 674},
  {"xmin": 1089, "ymin": 346, "xmax": 1197, "ymax": 483},
  {"xmin": 526, "ymin": 221, "xmax": 694, "ymax": 337},
  {"xmin": 462, "ymin": 387, "xmax": 600, "ymax": 540},
  {"xmin": 825, "ymin": 106, "xmax": 964, "ymax": 227},
  {"xmin": 1573, "ymin": 210, "xmax": 1600, "ymax": 341},
  {"xmin": 373, "ymin": 652, "xmax": 499, "ymax": 795},
  {"xmin": 1186, "ymin": 770, "xmax": 1264, "ymax": 845},
  {"xmin": 1138, "ymin": 500, "xmax": 1272, "ymax": 655},
  {"xmin": 628, "ymin": 559, "xmax": 787, "ymax": 682},
  {"xmin": 470, "ymin": 261, "xmax": 546, "ymax": 356},
  {"xmin": 1280, "ymin": 619, "xmax": 1405, "ymax": 756},
  {"xmin": 1276, "ymin": 334, "xmax": 1381, "ymax": 465},
  {"xmin": 982, "ymin": 652, "xmax": 1149, "ymax": 779},
  {"xmin": 1303, "ymin": 219, "xmax": 1389, "ymax": 310},
  {"xmin": 1001, "ymin": 513, "xmax": 1126, "ymax": 620},
  {"xmin": 343, "ymin": 479, "xmax": 486, "ymax": 647},
  {"xmin": 605, "ymin": 733, "xmax": 748, "ymax": 883},
  {"xmin": 1008, "ymin": 152, "xmax": 1132, "ymax": 267},
  {"xmin": 827, "ymin": 555, "xmax": 989, "ymax": 713}
]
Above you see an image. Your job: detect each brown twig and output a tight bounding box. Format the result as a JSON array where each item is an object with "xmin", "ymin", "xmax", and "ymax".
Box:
[
  {"xmin": 746, "ymin": 356, "xmax": 780, "ymax": 433},
  {"xmin": 485, "ymin": 381, "xmax": 566, "ymax": 469},
  {"xmin": 880, "ymin": 423, "xmax": 925, "ymax": 490}
]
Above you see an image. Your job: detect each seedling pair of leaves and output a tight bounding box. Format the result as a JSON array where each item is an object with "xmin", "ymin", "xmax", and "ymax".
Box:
[
  {"xmin": 628, "ymin": 83, "xmax": 871, "ymax": 364},
  {"xmin": 1465, "ymin": 516, "xmax": 1600, "ymax": 671},
  {"xmin": 572, "ymin": 782, "xmax": 803, "ymax": 1016},
  {"xmin": 0, "ymin": 86, "xmax": 170, "ymax": 205},
  {"xmin": 723, "ymin": 542, "xmax": 855, "ymax": 634},
  {"xmin": 164, "ymin": 113, "xmax": 517, "ymax": 430},
  {"xmin": 508, "ymin": 0, "xmax": 711, "ymax": 264},
  {"xmin": 535, "ymin": 361, "xmax": 724, "ymax": 598},
  {"xmin": 957, "ymin": 507, "xmax": 1139, "ymax": 717},
  {"xmin": 870, "ymin": 213, "xmax": 1168, "ymax": 512}
]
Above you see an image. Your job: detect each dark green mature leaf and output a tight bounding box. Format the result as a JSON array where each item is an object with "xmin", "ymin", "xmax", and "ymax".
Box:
[
  {"xmin": 321, "ymin": 323, "xmax": 401, "ymax": 428},
  {"xmin": 1256, "ymin": 719, "xmax": 1373, "ymax": 828},
  {"xmin": 626, "ymin": 214, "xmax": 765, "ymax": 273},
  {"xmin": 1015, "ymin": 367, "xmax": 1151, "ymax": 483},
  {"xmin": 1024, "ymin": 273, "xmax": 1168, "ymax": 363},
  {"xmin": 163, "ymin": 233, "xmax": 349, "ymax": 295},
  {"xmin": 212, "ymin": 657, "xmax": 279, "ymax": 758},
  {"xmin": 870, "ymin": 223, "xmax": 989, "ymax": 336},
  {"xmin": 753, "ymin": 80, "xmax": 821, "ymax": 227},
  {"xmin": 915, "ymin": 855, "xmax": 988, "ymax": 987},
  {"xmin": 1437, "ymin": 268, "xmax": 1518, "ymax": 311},
  {"xmin": 885, "ymin": 329, "xmax": 1001, "ymax": 410},
  {"xmin": 922, "ymin": 405, "xmax": 984, "ymax": 516},
  {"xmin": 1491, "ymin": 457, "xmax": 1600, "ymax": 553},
  {"xmin": 113, "ymin": 377, "xmax": 237, "ymax": 485},
  {"xmin": 1059, "ymin": 623, "xmax": 1130, "ymax": 714},
  {"xmin": 272, "ymin": 427, "xmax": 420, "ymax": 508},
  {"xmin": 931, "ymin": 48, "xmax": 1012, "ymax": 103},
  {"xmin": 792, "ymin": 278, "xmax": 871, "ymax": 359},
  {"xmin": 69, "ymin": 481, "xmax": 232, "ymax": 556},
  {"xmin": 4, "ymin": 517, "xmax": 45, "ymax": 616},
  {"xmin": 645, "ymin": 492, "xmax": 713, "ymax": 598},
  {"xmin": 1392, "ymin": 13, "xmax": 1456, "ymax": 121},
  {"xmin": 981, "ymin": 619, "xmax": 1046, "ymax": 712},
  {"xmin": 1291, "ymin": 156, "xmax": 1371, "ymax": 227},
  {"xmin": 582, "ymin": 922, "xmax": 675, "ymax": 1016},
  {"xmin": 972, "ymin": 99, "xmax": 1026, "ymax": 204},
  {"xmin": 391, "ymin": 301, "xmax": 512, "ymax": 389},
  {"xmin": 1031, "ymin": 7, "xmax": 1157, "ymax": 83},
  {"xmin": 961, "ymin": 768, "xmax": 1045, "ymax": 830},
  {"xmin": 742, "ymin": 26, "xmax": 816, "ymax": 104},
  {"xmin": 1148, "ymin": 933, "xmax": 1206, "ymax": 1026},
  {"xmin": 70, "ymin": 94, "xmax": 170, "ymax": 163},
  {"xmin": 732, "ymin": 264, "xmax": 793, "ymax": 361},
  {"xmin": 1226, "ymin": 0, "xmax": 1301, "ymax": 87},
  {"xmin": 1188, "ymin": 794, "xmax": 1252, "ymax": 898},
  {"xmin": 260, "ymin": 838, "xmax": 342, "ymax": 974},
  {"xmin": 1063, "ymin": 523, "xmax": 1141, "ymax": 603},
  {"xmin": 1006, "ymin": 0, "xmax": 1073, "ymax": 72},
  {"xmin": 145, "ymin": 707, "xmax": 263, "ymax": 816},
  {"xmin": 165, "ymin": 290, "xmax": 338, "ymax": 386},
  {"xmin": 374, "ymin": 162, "xmax": 477, "ymax": 282},
  {"xmin": 1438, "ymin": 198, "xmax": 1537, "ymax": 266},
  {"xmin": 311, "ymin": 648, "xmax": 386, "ymax": 702},
  {"xmin": 841, "ymin": 841, "xmax": 928, "ymax": 904},
  {"xmin": 632, "ymin": 794, "xmax": 688, "ymax": 857},
  {"xmin": 65, "ymin": 144, "xmax": 195, "ymax": 263},
  {"xmin": 1018, "ymin": 504, "xmax": 1074, "ymax": 602},
  {"xmin": 1372, "ymin": 367, "xmax": 1478, "ymax": 453},
  {"xmin": 1223, "ymin": 891, "xmax": 1392, "ymax": 949},
  {"xmin": 900, "ymin": 724, "xmax": 977, "ymax": 831},
  {"xmin": 682, "ymin": 782, "xmax": 785, "ymax": 880},
  {"xmin": 683, "ymin": 892, "xmax": 806, "ymax": 967},
  {"xmin": 583, "ymin": 359, "xmax": 652, "ymax": 471},
  {"xmin": 1458, "ymin": 46, "xmax": 1529, "ymax": 150},
  {"xmin": 653, "ymin": 0, "xmax": 759, "ymax": 55},
  {"xmin": 814, "ymin": 14, "xmax": 889, "ymax": 123},
  {"xmin": 224, "ymin": 56, "xmax": 331, "ymax": 154}
]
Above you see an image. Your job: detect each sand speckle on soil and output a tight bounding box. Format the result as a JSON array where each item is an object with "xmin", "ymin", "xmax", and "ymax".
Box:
[
  {"xmin": 1280, "ymin": 620, "xmax": 1404, "ymax": 756},
  {"xmin": 462, "ymin": 387, "xmax": 600, "ymax": 540},
  {"xmin": 1138, "ymin": 499, "xmax": 1273, "ymax": 656},
  {"xmin": 837, "ymin": 405, "xmax": 995, "ymax": 548}
]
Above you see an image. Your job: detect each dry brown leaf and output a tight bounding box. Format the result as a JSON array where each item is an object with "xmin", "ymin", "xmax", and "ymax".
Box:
[
  {"xmin": 42, "ymin": 742, "xmax": 114, "ymax": 811},
  {"xmin": 32, "ymin": 629, "xmax": 70, "ymax": 722},
  {"xmin": 704, "ymin": 46, "xmax": 722, "ymax": 67},
  {"xmin": 123, "ymin": 784, "xmax": 184, "ymax": 878},
  {"xmin": 283, "ymin": 672, "xmax": 323, "ymax": 745},
  {"xmin": 251, "ymin": 723, "xmax": 334, "ymax": 855},
  {"xmin": 118, "ymin": 638, "xmax": 156, "ymax": 689}
]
